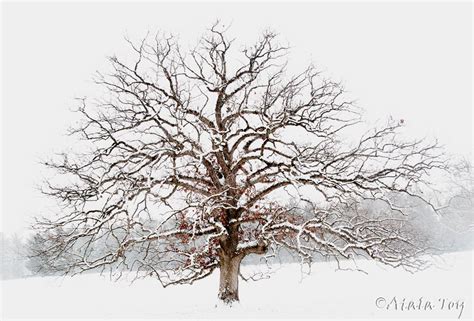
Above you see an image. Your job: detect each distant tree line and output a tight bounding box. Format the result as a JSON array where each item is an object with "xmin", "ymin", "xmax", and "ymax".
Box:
[{"xmin": 2, "ymin": 174, "xmax": 472, "ymax": 279}]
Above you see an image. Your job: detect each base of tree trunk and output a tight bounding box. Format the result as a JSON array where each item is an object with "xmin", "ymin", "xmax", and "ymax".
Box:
[
  {"xmin": 218, "ymin": 255, "xmax": 241, "ymax": 306},
  {"xmin": 218, "ymin": 289, "xmax": 239, "ymax": 305}
]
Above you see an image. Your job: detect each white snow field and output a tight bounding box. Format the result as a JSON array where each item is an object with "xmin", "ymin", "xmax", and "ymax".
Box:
[{"xmin": 1, "ymin": 250, "xmax": 472, "ymax": 320}]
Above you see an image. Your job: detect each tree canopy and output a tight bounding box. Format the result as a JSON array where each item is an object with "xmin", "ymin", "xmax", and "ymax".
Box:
[{"xmin": 34, "ymin": 24, "xmax": 447, "ymax": 304}]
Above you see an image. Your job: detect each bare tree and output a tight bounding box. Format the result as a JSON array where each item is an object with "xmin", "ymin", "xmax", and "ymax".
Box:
[
  {"xmin": 34, "ymin": 24, "xmax": 447, "ymax": 304},
  {"xmin": 0, "ymin": 233, "xmax": 28, "ymax": 280}
]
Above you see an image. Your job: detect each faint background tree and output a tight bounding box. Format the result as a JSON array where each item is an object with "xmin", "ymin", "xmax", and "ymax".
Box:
[{"xmin": 0, "ymin": 233, "xmax": 28, "ymax": 279}]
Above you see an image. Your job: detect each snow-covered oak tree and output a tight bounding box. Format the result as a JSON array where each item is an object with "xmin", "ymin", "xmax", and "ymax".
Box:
[{"xmin": 34, "ymin": 25, "xmax": 447, "ymax": 304}]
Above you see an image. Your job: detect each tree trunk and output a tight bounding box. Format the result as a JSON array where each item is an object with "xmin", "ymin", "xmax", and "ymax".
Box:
[{"xmin": 218, "ymin": 255, "xmax": 241, "ymax": 305}]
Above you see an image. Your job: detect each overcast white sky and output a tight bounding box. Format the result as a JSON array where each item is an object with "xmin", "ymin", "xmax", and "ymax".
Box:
[{"xmin": 1, "ymin": 1, "xmax": 472, "ymax": 236}]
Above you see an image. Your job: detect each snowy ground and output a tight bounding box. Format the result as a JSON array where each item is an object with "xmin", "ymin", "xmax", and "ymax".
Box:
[{"xmin": 1, "ymin": 251, "xmax": 472, "ymax": 320}]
